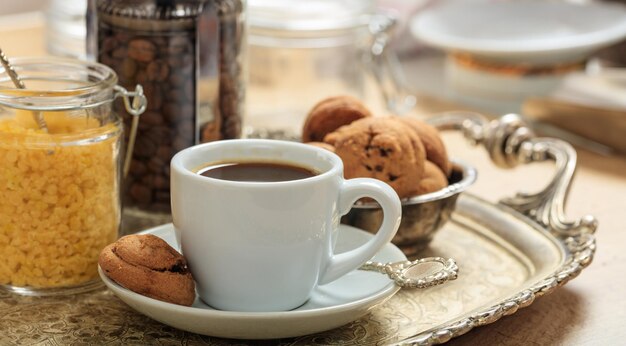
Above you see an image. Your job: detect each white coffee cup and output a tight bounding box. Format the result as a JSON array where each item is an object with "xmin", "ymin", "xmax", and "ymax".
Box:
[{"xmin": 170, "ymin": 139, "xmax": 401, "ymax": 312}]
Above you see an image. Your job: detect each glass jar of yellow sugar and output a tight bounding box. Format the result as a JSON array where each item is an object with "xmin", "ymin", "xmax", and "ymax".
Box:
[{"xmin": 0, "ymin": 57, "xmax": 145, "ymax": 295}]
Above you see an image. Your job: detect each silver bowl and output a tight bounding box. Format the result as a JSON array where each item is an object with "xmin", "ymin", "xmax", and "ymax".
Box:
[{"xmin": 342, "ymin": 159, "xmax": 477, "ymax": 257}]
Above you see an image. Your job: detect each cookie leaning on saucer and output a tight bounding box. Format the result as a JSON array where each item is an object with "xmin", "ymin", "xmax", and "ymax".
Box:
[{"xmin": 99, "ymin": 234, "xmax": 195, "ymax": 306}]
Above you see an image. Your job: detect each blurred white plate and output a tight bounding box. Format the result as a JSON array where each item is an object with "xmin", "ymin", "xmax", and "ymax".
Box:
[
  {"xmin": 99, "ymin": 223, "xmax": 405, "ymax": 339},
  {"xmin": 410, "ymin": 0, "xmax": 626, "ymax": 64}
]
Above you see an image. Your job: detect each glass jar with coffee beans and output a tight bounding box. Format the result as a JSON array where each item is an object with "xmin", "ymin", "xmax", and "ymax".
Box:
[{"xmin": 87, "ymin": 0, "xmax": 245, "ymax": 223}]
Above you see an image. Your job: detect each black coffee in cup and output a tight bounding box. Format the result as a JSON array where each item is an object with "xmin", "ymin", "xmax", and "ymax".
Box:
[{"xmin": 198, "ymin": 161, "xmax": 318, "ymax": 182}]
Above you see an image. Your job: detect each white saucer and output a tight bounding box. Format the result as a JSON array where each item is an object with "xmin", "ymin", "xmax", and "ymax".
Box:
[
  {"xmin": 410, "ymin": 0, "xmax": 626, "ymax": 64},
  {"xmin": 99, "ymin": 223, "xmax": 406, "ymax": 339}
]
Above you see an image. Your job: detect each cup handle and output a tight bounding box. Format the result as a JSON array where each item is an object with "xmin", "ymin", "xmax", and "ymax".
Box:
[{"xmin": 318, "ymin": 178, "xmax": 402, "ymax": 285}]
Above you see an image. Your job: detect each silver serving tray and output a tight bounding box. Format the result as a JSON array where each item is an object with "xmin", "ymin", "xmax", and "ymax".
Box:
[{"xmin": 0, "ymin": 114, "xmax": 597, "ymax": 345}]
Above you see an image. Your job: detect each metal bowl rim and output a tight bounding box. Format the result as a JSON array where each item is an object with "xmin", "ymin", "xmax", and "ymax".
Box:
[{"xmin": 353, "ymin": 158, "xmax": 477, "ymax": 209}]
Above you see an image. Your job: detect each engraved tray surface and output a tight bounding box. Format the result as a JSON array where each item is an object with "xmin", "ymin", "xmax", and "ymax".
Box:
[{"xmin": 0, "ymin": 193, "xmax": 592, "ymax": 345}]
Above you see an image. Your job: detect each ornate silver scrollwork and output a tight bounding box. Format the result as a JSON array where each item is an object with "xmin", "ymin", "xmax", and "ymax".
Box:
[
  {"xmin": 428, "ymin": 112, "xmax": 598, "ymax": 237},
  {"xmin": 361, "ymin": 257, "xmax": 458, "ymax": 289}
]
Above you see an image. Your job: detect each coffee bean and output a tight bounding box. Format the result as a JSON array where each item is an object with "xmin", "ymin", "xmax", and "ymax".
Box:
[
  {"xmin": 140, "ymin": 111, "xmax": 163, "ymax": 126},
  {"xmin": 101, "ymin": 36, "xmax": 117, "ymax": 54},
  {"xmin": 153, "ymin": 176, "xmax": 168, "ymax": 190},
  {"xmin": 141, "ymin": 174, "xmax": 154, "ymax": 187},
  {"xmin": 143, "ymin": 83, "xmax": 163, "ymax": 111},
  {"xmin": 128, "ymin": 39, "xmax": 157, "ymax": 63},
  {"xmin": 115, "ymin": 31, "xmax": 131, "ymax": 43},
  {"xmin": 162, "ymin": 103, "xmax": 179, "ymax": 124},
  {"xmin": 134, "ymin": 135, "xmax": 157, "ymax": 158},
  {"xmin": 129, "ymin": 159, "xmax": 147, "ymax": 176},
  {"xmin": 99, "ymin": 54, "xmax": 119, "ymax": 69},
  {"xmin": 156, "ymin": 146, "xmax": 171, "ymax": 160},
  {"xmin": 129, "ymin": 183, "xmax": 152, "ymax": 204},
  {"xmin": 137, "ymin": 120, "xmax": 151, "ymax": 132},
  {"xmin": 122, "ymin": 58, "xmax": 137, "ymax": 78},
  {"xmin": 148, "ymin": 156, "xmax": 166, "ymax": 174},
  {"xmin": 146, "ymin": 60, "xmax": 169, "ymax": 82},
  {"xmin": 135, "ymin": 70, "xmax": 149, "ymax": 85},
  {"xmin": 112, "ymin": 46, "xmax": 128, "ymax": 59},
  {"xmin": 151, "ymin": 36, "xmax": 168, "ymax": 47},
  {"xmin": 145, "ymin": 126, "xmax": 170, "ymax": 144}
]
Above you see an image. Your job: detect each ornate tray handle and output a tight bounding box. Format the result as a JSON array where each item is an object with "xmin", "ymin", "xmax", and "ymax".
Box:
[{"xmin": 429, "ymin": 112, "xmax": 598, "ymax": 238}]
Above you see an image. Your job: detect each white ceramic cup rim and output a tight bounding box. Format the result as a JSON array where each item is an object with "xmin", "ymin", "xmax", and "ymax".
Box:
[{"xmin": 171, "ymin": 139, "xmax": 344, "ymax": 187}]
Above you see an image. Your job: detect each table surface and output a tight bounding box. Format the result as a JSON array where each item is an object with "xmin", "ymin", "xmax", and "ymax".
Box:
[{"xmin": 2, "ymin": 15, "xmax": 626, "ymax": 346}]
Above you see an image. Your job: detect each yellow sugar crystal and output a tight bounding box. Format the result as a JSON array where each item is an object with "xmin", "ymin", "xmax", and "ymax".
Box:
[{"xmin": 0, "ymin": 111, "xmax": 121, "ymax": 288}]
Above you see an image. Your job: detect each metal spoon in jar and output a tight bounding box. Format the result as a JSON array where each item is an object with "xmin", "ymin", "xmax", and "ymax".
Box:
[
  {"xmin": 360, "ymin": 256, "xmax": 458, "ymax": 289},
  {"xmin": 0, "ymin": 47, "xmax": 49, "ymax": 132}
]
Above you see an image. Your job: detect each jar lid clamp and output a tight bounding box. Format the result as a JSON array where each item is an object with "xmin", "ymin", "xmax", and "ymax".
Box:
[{"xmin": 113, "ymin": 84, "xmax": 147, "ymax": 177}]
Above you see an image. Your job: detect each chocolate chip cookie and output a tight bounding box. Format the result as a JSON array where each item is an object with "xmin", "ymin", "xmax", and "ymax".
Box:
[
  {"xmin": 398, "ymin": 117, "xmax": 451, "ymax": 176},
  {"xmin": 325, "ymin": 116, "xmax": 426, "ymax": 198},
  {"xmin": 415, "ymin": 161, "xmax": 449, "ymax": 195},
  {"xmin": 302, "ymin": 95, "xmax": 372, "ymax": 142}
]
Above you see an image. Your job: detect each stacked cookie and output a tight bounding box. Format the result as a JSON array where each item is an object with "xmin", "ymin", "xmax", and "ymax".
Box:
[{"xmin": 303, "ymin": 96, "xmax": 451, "ymax": 199}]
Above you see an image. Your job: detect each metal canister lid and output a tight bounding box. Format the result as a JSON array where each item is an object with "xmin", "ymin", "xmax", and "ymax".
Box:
[{"xmin": 96, "ymin": 0, "xmax": 205, "ymax": 20}]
